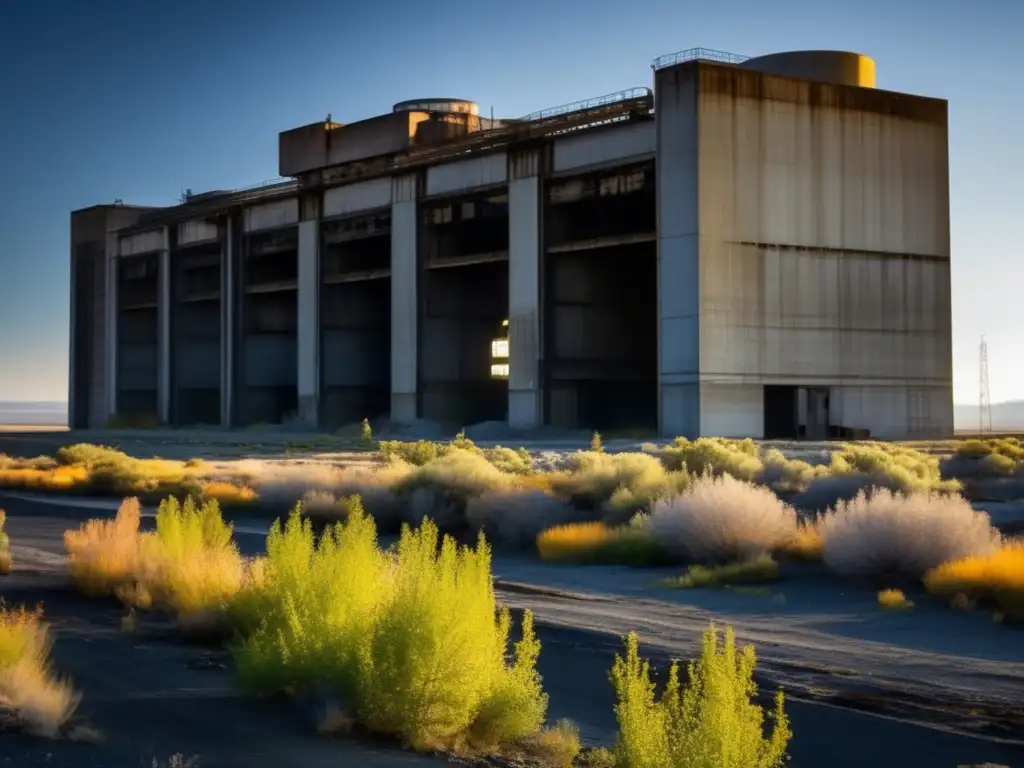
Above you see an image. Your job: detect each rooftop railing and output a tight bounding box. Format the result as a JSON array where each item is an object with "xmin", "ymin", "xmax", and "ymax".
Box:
[{"xmin": 651, "ymin": 47, "xmax": 749, "ymax": 70}]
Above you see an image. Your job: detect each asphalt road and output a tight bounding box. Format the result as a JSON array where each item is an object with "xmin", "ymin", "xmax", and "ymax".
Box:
[{"xmin": 1, "ymin": 492, "xmax": 1022, "ymax": 768}]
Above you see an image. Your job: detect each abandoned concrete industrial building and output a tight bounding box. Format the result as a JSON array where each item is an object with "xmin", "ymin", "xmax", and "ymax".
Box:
[{"xmin": 69, "ymin": 48, "xmax": 954, "ymax": 440}]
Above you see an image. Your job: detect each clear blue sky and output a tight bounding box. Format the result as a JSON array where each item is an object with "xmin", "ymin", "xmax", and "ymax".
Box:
[{"xmin": 0, "ymin": 0, "xmax": 1019, "ymax": 403}]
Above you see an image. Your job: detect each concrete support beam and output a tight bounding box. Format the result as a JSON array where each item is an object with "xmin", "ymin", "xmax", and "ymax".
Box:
[
  {"xmin": 220, "ymin": 215, "xmax": 235, "ymax": 427},
  {"xmin": 103, "ymin": 230, "xmax": 119, "ymax": 423},
  {"xmin": 390, "ymin": 175, "xmax": 419, "ymax": 423},
  {"xmin": 655, "ymin": 65, "xmax": 701, "ymax": 438},
  {"xmin": 296, "ymin": 218, "xmax": 320, "ymax": 426},
  {"xmin": 156, "ymin": 229, "xmax": 172, "ymax": 425},
  {"xmin": 507, "ymin": 150, "xmax": 544, "ymax": 430}
]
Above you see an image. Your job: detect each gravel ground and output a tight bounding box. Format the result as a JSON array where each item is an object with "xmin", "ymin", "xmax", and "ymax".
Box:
[{"xmin": 2, "ymin": 492, "xmax": 1023, "ymax": 768}]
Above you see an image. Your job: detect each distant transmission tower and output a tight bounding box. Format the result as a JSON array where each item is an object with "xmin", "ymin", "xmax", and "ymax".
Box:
[{"xmin": 979, "ymin": 335, "xmax": 993, "ymax": 435}]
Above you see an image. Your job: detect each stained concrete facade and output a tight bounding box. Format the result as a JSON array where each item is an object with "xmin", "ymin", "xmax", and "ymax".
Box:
[{"xmin": 70, "ymin": 49, "xmax": 953, "ymax": 439}]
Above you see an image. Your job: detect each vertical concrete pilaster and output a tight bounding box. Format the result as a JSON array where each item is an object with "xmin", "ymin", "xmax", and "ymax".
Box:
[
  {"xmin": 507, "ymin": 150, "xmax": 544, "ymax": 431},
  {"xmin": 67, "ymin": 238, "xmax": 78, "ymax": 430},
  {"xmin": 297, "ymin": 216, "xmax": 320, "ymax": 427},
  {"xmin": 103, "ymin": 230, "xmax": 119, "ymax": 423},
  {"xmin": 390, "ymin": 175, "xmax": 419, "ymax": 423},
  {"xmin": 220, "ymin": 215, "xmax": 235, "ymax": 428},
  {"xmin": 655, "ymin": 64, "xmax": 702, "ymax": 438},
  {"xmin": 156, "ymin": 228, "xmax": 172, "ymax": 425}
]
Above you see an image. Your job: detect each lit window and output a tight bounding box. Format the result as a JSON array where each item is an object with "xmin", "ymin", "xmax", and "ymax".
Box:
[
  {"xmin": 490, "ymin": 363, "xmax": 510, "ymax": 379},
  {"xmin": 491, "ymin": 339, "xmax": 509, "ymax": 359}
]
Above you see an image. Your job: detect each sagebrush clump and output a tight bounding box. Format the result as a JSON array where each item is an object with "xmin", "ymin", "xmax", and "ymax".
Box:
[
  {"xmin": 818, "ymin": 488, "xmax": 1002, "ymax": 578},
  {"xmin": 646, "ymin": 474, "xmax": 798, "ymax": 563},
  {"xmin": 658, "ymin": 438, "xmax": 763, "ymax": 482},
  {"xmin": 610, "ymin": 626, "xmax": 790, "ymax": 768}
]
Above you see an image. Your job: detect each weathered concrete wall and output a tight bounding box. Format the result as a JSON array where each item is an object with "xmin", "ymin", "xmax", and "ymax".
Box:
[
  {"xmin": 426, "ymin": 152, "xmax": 507, "ymax": 197},
  {"xmin": 695, "ymin": 63, "xmax": 953, "ymax": 439},
  {"xmin": 553, "ymin": 121, "xmax": 656, "ymax": 175}
]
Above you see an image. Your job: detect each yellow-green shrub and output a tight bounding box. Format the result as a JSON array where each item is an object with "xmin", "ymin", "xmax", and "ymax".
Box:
[
  {"xmin": 659, "ymin": 438, "xmax": 763, "ymax": 482},
  {"xmin": 134, "ymin": 496, "xmax": 244, "ymax": 615},
  {"xmin": 233, "ymin": 501, "xmax": 548, "ymax": 751},
  {"xmin": 662, "ymin": 554, "xmax": 780, "ymax": 589},
  {"xmin": 610, "ymin": 626, "xmax": 790, "ymax": 768},
  {"xmin": 552, "ymin": 452, "xmax": 689, "ymax": 522}
]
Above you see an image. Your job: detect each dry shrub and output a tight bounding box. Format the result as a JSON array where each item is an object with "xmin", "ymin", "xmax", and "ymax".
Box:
[
  {"xmin": 134, "ymin": 497, "xmax": 244, "ymax": 615},
  {"xmin": 536, "ymin": 520, "xmax": 666, "ymax": 566},
  {"xmin": 0, "ymin": 605, "xmax": 79, "ymax": 737},
  {"xmin": 552, "ymin": 451, "xmax": 688, "ymax": 523},
  {"xmin": 199, "ymin": 481, "xmax": 257, "ymax": 505},
  {"xmin": 393, "ymin": 449, "xmax": 512, "ymax": 531},
  {"xmin": 659, "ymin": 437, "xmax": 763, "ymax": 482},
  {"xmin": 758, "ymin": 449, "xmax": 829, "ymax": 494},
  {"xmin": 0, "ymin": 444, "xmax": 254, "ymax": 502},
  {"xmin": 379, "ymin": 434, "xmax": 533, "ymax": 475},
  {"xmin": 0, "ymin": 510, "xmax": 10, "ymax": 574},
  {"xmin": 924, "ymin": 541, "xmax": 1024, "ymax": 619},
  {"xmin": 646, "ymin": 475, "xmax": 799, "ymax": 564},
  {"xmin": 467, "ymin": 490, "xmax": 584, "ymax": 550},
  {"xmin": 877, "ymin": 588, "xmax": 914, "ymax": 610},
  {"xmin": 64, "ymin": 497, "xmax": 143, "ymax": 596},
  {"xmin": 64, "ymin": 496, "xmax": 245, "ymax": 615},
  {"xmin": 663, "ymin": 554, "xmax": 780, "ymax": 589},
  {"xmin": 519, "ymin": 719, "xmax": 581, "ymax": 767},
  {"xmin": 779, "ymin": 520, "xmax": 823, "ymax": 562},
  {"xmin": 818, "ymin": 489, "xmax": 1002, "ymax": 578},
  {"xmin": 794, "ymin": 443, "xmax": 962, "ymax": 512}
]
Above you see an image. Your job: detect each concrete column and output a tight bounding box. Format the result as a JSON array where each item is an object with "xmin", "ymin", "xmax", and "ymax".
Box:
[
  {"xmin": 296, "ymin": 218, "xmax": 320, "ymax": 427},
  {"xmin": 655, "ymin": 64, "xmax": 702, "ymax": 438},
  {"xmin": 67, "ymin": 239, "xmax": 78, "ymax": 431},
  {"xmin": 103, "ymin": 230, "xmax": 119, "ymax": 424},
  {"xmin": 156, "ymin": 228, "xmax": 172, "ymax": 425},
  {"xmin": 390, "ymin": 174, "xmax": 419, "ymax": 423},
  {"xmin": 507, "ymin": 150, "xmax": 544, "ymax": 430},
  {"xmin": 220, "ymin": 216, "xmax": 235, "ymax": 427}
]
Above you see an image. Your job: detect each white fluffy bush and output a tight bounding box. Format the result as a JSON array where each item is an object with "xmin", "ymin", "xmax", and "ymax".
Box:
[
  {"xmin": 818, "ymin": 489, "xmax": 1002, "ymax": 578},
  {"xmin": 645, "ymin": 474, "xmax": 798, "ymax": 563}
]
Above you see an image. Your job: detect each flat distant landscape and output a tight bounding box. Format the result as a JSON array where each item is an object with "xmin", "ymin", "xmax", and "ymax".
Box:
[
  {"xmin": 0, "ymin": 401, "xmax": 67, "ymax": 428},
  {"xmin": 0, "ymin": 400, "xmax": 1022, "ymax": 434}
]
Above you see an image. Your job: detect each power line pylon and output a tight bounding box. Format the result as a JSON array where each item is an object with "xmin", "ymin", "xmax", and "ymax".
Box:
[{"xmin": 979, "ymin": 335, "xmax": 993, "ymax": 435}]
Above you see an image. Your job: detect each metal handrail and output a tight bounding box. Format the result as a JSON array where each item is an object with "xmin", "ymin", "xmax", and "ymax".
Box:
[
  {"xmin": 651, "ymin": 47, "xmax": 748, "ymax": 70},
  {"xmin": 519, "ymin": 87, "xmax": 652, "ymax": 122}
]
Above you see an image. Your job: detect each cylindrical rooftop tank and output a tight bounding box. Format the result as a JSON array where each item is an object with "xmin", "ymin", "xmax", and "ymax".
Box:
[
  {"xmin": 392, "ymin": 98, "xmax": 479, "ymax": 115},
  {"xmin": 739, "ymin": 50, "xmax": 876, "ymax": 88}
]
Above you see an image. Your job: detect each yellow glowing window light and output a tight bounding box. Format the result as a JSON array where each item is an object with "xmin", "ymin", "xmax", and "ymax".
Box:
[{"xmin": 490, "ymin": 318, "xmax": 510, "ymax": 379}]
